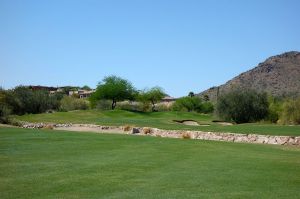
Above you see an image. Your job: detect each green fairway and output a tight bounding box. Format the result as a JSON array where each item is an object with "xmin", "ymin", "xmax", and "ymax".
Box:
[
  {"xmin": 0, "ymin": 128, "xmax": 299, "ymax": 199},
  {"xmin": 16, "ymin": 110, "xmax": 300, "ymax": 136}
]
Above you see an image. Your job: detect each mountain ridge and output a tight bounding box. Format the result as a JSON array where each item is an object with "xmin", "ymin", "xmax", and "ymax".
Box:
[{"xmin": 197, "ymin": 51, "xmax": 300, "ymax": 101}]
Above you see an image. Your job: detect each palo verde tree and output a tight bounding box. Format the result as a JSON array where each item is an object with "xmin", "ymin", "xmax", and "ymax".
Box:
[
  {"xmin": 138, "ymin": 87, "xmax": 166, "ymax": 112},
  {"xmin": 90, "ymin": 75, "xmax": 136, "ymax": 110}
]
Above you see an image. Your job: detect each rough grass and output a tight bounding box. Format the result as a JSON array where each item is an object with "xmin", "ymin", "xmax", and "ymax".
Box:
[
  {"xmin": 15, "ymin": 110, "xmax": 300, "ymax": 136},
  {"xmin": 0, "ymin": 127, "xmax": 300, "ymax": 199}
]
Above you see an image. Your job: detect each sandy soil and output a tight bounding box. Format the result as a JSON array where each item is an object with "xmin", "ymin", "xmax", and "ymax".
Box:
[
  {"xmin": 214, "ymin": 122, "xmax": 233, "ymax": 126},
  {"xmin": 182, "ymin": 121, "xmax": 210, "ymax": 126},
  {"xmin": 54, "ymin": 126, "xmax": 126, "ymax": 134}
]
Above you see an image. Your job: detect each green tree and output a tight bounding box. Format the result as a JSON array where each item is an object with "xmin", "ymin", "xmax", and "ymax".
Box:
[
  {"xmin": 138, "ymin": 87, "xmax": 165, "ymax": 112},
  {"xmin": 81, "ymin": 85, "xmax": 92, "ymax": 90},
  {"xmin": 216, "ymin": 89, "xmax": 269, "ymax": 123},
  {"xmin": 90, "ymin": 75, "xmax": 136, "ymax": 109},
  {"xmin": 203, "ymin": 94, "xmax": 209, "ymax": 102},
  {"xmin": 188, "ymin": 92, "xmax": 195, "ymax": 98}
]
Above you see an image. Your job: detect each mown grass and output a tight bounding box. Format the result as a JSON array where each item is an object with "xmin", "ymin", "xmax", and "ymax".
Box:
[
  {"xmin": 15, "ymin": 110, "xmax": 300, "ymax": 136},
  {"xmin": 0, "ymin": 127, "xmax": 299, "ymax": 199}
]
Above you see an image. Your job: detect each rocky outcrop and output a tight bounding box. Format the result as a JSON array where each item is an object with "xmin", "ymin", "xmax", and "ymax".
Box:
[{"xmin": 18, "ymin": 121, "xmax": 300, "ymax": 146}]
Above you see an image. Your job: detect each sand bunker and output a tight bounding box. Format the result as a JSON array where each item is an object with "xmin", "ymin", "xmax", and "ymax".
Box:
[
  {"xmin": 173, "ymin": 120, "xmax": 210, "ymax": 126},
  {"xmin": 213, "ymin": 121, "xmax": 233, "ymax": 126}
]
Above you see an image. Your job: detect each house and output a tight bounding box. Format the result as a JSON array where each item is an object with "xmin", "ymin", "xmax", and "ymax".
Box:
[
  {"xmin": 161, "ymin": 96, "xmax": 177, "ymax": 103},
  {"xmin": 69, "ymin": 89, "xmax": 95, "ymax": 98},
  {"xmin": 29, "ymin": 85, "xmax": 57, "ymax": 92}
]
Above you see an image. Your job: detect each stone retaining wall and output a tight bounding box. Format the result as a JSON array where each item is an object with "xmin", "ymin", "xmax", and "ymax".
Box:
[{"xmin": 18, "ymin": 122, "xmax": 300, "ymax": 146}]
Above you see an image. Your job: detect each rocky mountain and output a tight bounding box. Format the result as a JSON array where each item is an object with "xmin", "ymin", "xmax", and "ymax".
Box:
[{"xmin": 198, "ymin": 51, "xmax": 300, "ymax": 102}]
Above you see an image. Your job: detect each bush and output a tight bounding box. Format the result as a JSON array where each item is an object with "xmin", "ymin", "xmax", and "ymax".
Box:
[
  {"xmin": 182, "ymin": 132, "xmax": 191, "ymax": 139},
  {"xmin": 115, "ymin": 101, "xmax": 140, "ymax": 112},
  {"xmin": 3, "ymin": 86, "xmax": 61, "ymax": 115},
  {"xmin": 172, "ymin": 97, "xmax": 201, "ymax": 112},
  {"xmin": 216, "ymin": 89, "xmax": 269, "ymax": 123},
  {"xmin": 142, "ymin": 127, "xmax": 152, "ymax": 134},
  {"xmin": 172, "ymin": 97, "xmax": 214, "ymax": 113},
  {"xmin": 123, "ymin": 125, "xmax": 132, "ymax": 131},
  {"xmin": 0, "ymin": 104, "xmax": 11, "ymax": 124},
  {"xmin": 156, "ymin": 103, "xmax": 172, "ymax": 112},
  {"xmin": 138, "ymin": 101, "xmax": 151, "ymax": 112},
  {"xmin": 279, "ymin": 98, "xmax": 300, "ymax": 125},
  {"xmin": 266, "ymin": 96, "xmax": 283, "ymax": 123},
  {"xmin": 96, "ymin": 100, "xmax": 112, "ymax": 110},
  {"xmin": 201, "ymin": 102, "xmax": 214, "ymax": 114},
  {"xmin": 60, "ymin": 96, "xmax": 89, "ymax": 111}
]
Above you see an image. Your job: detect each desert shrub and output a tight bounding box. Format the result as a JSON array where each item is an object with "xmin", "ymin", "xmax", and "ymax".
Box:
[
  {"xmin": 279, "ymin": 98, "xmax": 300, "ymax": 124},
  {"xmin": 96, "ymin": 100, "xmax": 111, "ymax": 110},
  {"xmin": 60, "ymin": 96, "xmax": 89, "ymax": 111},
  {"xmin": 142, "ymin": 127, "xmax": 152, "ymax": 134},
  {"xmin": 7, "ymin": 118, "xmax": 22, "ymax": 126},
  {"xmin": 137, "ymin": 101, "xmax": 151, "ymax": 112},
  {"xmin": 172, "ymin": 97, "xmax": 214, "ymax": 113},
  {"xmin": 182, "ymin": 132, "xmax": 191, "ymax": 139},
  {"xmin": 156, "ymin": 103, "xmax": 172, "ymax": 112},
  {"xmin": 123, "ymin": 125, "xmax": 132, "ymax": 131},
  {"xmin": 266, "ymin": 96, "xmax": 283, "ymax": 123},
  {"xmin": 201, "ymin": 102, "xmax": 214, "ymax": 113},
  {"xmin": 116, "ymin": 101, "xmax": 140, "ymax": 112},
  {"xmin": 0, "ymin": 89, "xmax": 10, "ymax": 123},
  {"xmin": 2, "ymin": 86, "xmax": 60, "ymax": 115},
  {"xmin": 0, "ymin": 104, "xmax": 11, "ymax": 124},
  {"xmin": 43, "ymin": 124, "xmax": 54, "ymax": 130},
  {"xmin": 172, "ymin": 97, "xmax": 201, "ymax": 112},
  {"xmin": 216, "ymin": 89, "xmax": 269, "ymax": 123}
]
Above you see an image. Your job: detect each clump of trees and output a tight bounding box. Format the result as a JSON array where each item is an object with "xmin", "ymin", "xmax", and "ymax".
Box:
[
  {"xmin": 2, "ymin": 86, "xmax": 63, "ymax": 115},
  {"xmin": 216, "ymin": 89, "xmax": 269, "ymax": 123},
  {"xmin": 216, "ymin": 89, "xmax": 300, "ymax": 124},
  {"xmin": 0, "ymin": 86, "xmax": 59, "ymax": 123},
  {"xmin": 0, "ymin": 86, "xmax": 91, "ymax": 123},
  {"xmin": 90, "ymin": 76, "xmax": 166, "ymax": 112}
]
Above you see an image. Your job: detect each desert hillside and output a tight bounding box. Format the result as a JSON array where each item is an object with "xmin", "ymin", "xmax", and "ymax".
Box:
[{"xmin": 198, "ymin": 51, "xmax": 300, "ymax": 101}]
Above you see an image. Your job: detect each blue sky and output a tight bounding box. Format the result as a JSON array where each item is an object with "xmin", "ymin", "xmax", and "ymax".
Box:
[{"xmin": 1, "ymin": 0, "xmax": 299, "ymax": 97}]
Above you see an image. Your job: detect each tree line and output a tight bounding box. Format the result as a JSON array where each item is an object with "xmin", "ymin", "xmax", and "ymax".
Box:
[{"xmin": 1, "ymin": 75, "xmax": 300, "ymax": 125}]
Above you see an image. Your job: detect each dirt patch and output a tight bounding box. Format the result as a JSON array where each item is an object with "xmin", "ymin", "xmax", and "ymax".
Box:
[
  {"xmin": 173, "ymin": 120, "xmax": 210, "ymax": 126},
  {"xmin": 54, "ymin": 126, "xmax": 125, "ymax": 134}
]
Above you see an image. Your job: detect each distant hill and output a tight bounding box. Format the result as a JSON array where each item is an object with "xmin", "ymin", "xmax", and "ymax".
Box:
[{"xmin": 198, "ymin": 51, "xmax": 300, "ymax": 102}]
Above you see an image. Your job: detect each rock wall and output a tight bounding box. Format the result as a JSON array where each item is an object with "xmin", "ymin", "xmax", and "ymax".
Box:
[{"xmin": 18, "ymin": 122, "xmax": 300, "ymax": 146}]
